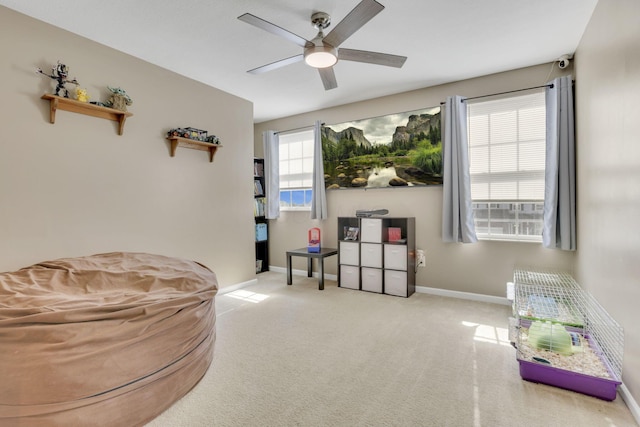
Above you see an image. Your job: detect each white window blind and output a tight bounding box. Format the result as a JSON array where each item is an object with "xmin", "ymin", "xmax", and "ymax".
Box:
[
  {"xmin": 279, "ymin": 129, "xmax": 314, "ymax": 189},
  {"xmin": 467, "ymin": 91, "xmax": 546, "ymax": 202},
  {"xmin": 279, "ymin": 129, "xmax": 314, "ymax": 210},
  {"xmin": 467, "ymin": 90, "xmax": 546, "ymax": 241}
]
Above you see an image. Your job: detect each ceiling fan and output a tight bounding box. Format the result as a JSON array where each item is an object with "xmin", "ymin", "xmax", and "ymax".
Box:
[{"xmin": 238, "ymin": 0, "xmax": 407, "ymax": 91}]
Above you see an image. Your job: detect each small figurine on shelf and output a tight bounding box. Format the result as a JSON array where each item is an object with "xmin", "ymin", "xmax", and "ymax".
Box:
[
  {"xmin": 36, "ymin": 60, "xmax": 79, "ymax": 98},
  {"xmin": 184, "ymin": 127, "xmax": 208, "ymax": 141},
  {"xmin": 103, "ymin": 86, "xmax": 133, "ymax": 111},
  {"xmin": 167, "ymin": 128, "xmax": 192, "ymax": 138},
  {"xmin": 75, "ymin": 87, "xmax": 90, "ymax": 103},
  {"xmin": 166, "ymin": 127, "xmax": 220, "ymax": 144},
  {"xmin": 167, "ymin": 128, "xmax": 181, "ymax": 138}
]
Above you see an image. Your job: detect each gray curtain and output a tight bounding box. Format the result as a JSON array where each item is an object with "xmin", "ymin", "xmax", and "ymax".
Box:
[
  {"xmin": 262, "ymin": 130, "xmax": 280, "ymax": 219},
  {"xmin": 310, "ymin": 120, "xmax": 328, "ymax": 219},
  {"xmin": 543, "ymin": 75, "xmax": 576, "ymax": 250},
  {"xmin": 442, "ymin": 96, "xmax": 477, "ymax": 243}
]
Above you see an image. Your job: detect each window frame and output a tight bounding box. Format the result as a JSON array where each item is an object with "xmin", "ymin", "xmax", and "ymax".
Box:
[
  {"xmin": 471, "ymin": 200, "xmax": 544, "ymax": 242},
  {"xmin": 466, "ymin": 90, "xmax": 546, "ymax": 242},
  {"xmin": 278, "ymin": 128, "xmax": 315, "ymax": 212}
]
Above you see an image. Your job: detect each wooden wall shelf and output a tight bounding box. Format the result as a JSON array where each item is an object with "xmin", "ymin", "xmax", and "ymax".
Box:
[
  {"xmin": 167, "ymin": 136, "xmax": 222, "ymax": 162},
  {"xmin": 41, "ymin": 94, "xmax": 133, "ymax": 135}
]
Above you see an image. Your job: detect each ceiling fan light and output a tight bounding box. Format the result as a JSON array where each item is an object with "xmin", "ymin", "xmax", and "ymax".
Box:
[{"xmin": 304, "ymin": 46, "xmax": 338, "ymax": 68}]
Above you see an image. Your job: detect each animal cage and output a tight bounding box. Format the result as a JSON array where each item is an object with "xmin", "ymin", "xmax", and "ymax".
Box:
[{"xmin": 509, "ymin": 268, "xmax": 624, "ymax": 400}]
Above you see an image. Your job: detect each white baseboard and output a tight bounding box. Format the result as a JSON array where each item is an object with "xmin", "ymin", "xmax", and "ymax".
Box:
[
  {"xmin": 415, "ymin": 285, "xmax": 511, "ymax": 306},
  {"xmin": 267, "ymin": 267, "xmax": 507, "ymax": 305},
  {"xmin": 268, "ymin": 265, "xmax": 338, "ymax": 282},
  {"xmin": 619, "ymin": 383, "xmax": 640, "ymax": 426},
  {"xmin": 268, "ymin": 266, "xmax": 287, "ymax": 275},
  {"xmin": 217, "ymin": 278, "xmax": 258, "ymax": 295}
]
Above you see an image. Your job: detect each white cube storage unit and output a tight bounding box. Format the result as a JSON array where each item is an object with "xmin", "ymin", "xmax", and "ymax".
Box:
[{"xmin": 337, "ymin": 216, "xmax": 415, "ymax": 297}]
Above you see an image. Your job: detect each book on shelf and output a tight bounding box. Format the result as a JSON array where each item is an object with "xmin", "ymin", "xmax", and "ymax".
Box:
[
  {"xmin": 254, "ymin": 180, "xmax": 264, "ymax": 197},
  {"xmin": 254, "ymin": 161, "xmax": 264, "ymax": 178},
  {"xmin": 255, "ymin": 223, "xmax": 268, "ymax": 241},
  {"xmin": 387, "ymin": 227, "xmax": 402, "ymax": 242},
  {"xmin": 254, "ymin": 197, "xmax": 266, "ymax": 217}
]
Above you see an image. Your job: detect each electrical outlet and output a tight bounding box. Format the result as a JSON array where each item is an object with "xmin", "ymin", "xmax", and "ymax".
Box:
[{"xmin": 416, "ymin": 249, "xmax": 426, "ymax": 267}]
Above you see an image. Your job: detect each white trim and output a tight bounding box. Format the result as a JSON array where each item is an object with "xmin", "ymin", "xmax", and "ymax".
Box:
[
  {"xmin": 415, "ymin": 285, "xmax": 511, "ymax": 306},
  {"xmin": 619, "ymin": 383, "xmax": 640, "ymax": 426},
  {"xmin": 217, "ymin": 278, "xmax": 258, "ymax": 295},
  {"xmin": 280, "ymin": 206, "xmax": 312, "ymax": 212},
  {"xmin": 261, "ymin": 270, "xmax": 506, "ymax": 303},
  {"xmin": 269, "ymin": 265, "xmax": 338, "ymax": 282}
]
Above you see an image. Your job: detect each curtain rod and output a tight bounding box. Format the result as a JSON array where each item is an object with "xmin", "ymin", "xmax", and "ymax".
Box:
[
  {"xmin": 439, "ymin": 83, "xmax": 554, "ymax": 105},
  {"xmin": 274, "ymin": 123, "xmax": 325, "ymax": 135}
]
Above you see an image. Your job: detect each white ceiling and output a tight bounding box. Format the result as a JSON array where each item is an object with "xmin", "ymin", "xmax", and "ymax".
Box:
[{"xmin": 1, "ymin": 0, "xmax": 597, "ymax": 123}]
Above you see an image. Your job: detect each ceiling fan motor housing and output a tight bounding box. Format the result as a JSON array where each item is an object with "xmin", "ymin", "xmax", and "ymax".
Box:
[
  {"xmin": 311, "ymin": 12, "xmax": 331, "ymax": 30},
  {"xmin": 305, "ymin": 12, "xmax": 338, "ymax": 68}
]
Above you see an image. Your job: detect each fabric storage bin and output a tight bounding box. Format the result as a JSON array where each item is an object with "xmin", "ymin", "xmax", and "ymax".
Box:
[
  {"xmin": 361, "ymin": 267, "xmax": 383, "ymax": 293},
  {"xmin": 360, "ymin": 243, "xmax": 382, "ymax": 268},
  {"xmin": 339, "ymin": 241, "xmax": 359, "ymax": 266},
  {"xmin": 340, "ymin": 265, "xmax": 360, "ymax": 290},
  {"xmin": 384, "ymin": 244, "xmax": 407, "ymax": 270},
  {"xmin": 384, "ymin": 270, "xmax": 407, "ymax": 297},
  {"xmin": 360, "ymin": 218, "xmax": 382, "ymax": 243}
]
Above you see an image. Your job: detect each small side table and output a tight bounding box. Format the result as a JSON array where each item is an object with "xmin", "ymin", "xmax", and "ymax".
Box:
[{"xmin": 286, "ymin": 247, "xmax": 338, "ymax": 290}]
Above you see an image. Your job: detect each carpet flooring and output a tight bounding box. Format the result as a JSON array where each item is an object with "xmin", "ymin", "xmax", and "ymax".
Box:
[{"xmin": 146, "ymin": 272, "xmax": 637, "ymax": 427}]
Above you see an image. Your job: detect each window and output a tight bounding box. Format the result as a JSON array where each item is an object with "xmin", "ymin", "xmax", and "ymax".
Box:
[
  {"xmin": 467, "ymin": 91, "xmax": 546, "ymax": 241},
  {"xmin": 279, "ymin": 129, "xmax": 314, "ymax": 210}
]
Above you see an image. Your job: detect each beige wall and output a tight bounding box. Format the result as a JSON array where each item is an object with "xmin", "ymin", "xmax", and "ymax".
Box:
[
  {"xmin": 2, "ymin": 0, "xmax": 637, "ymax": 413},
  {"xmin": 255, "ymin": 63, "xmax": 575, "ymax": 298},
  {"xmin": 574, "ymin": 0, "xmax": 640, "ymax": 406},
  {"xmin": 0, "ymin": 7, "xmax": 256, "ymax": 289}
]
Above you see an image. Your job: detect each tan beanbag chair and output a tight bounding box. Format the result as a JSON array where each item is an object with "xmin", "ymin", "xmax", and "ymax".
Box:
[{"xmin": 0, "ymin": 252, "xmax": 217, "ymax": 426}]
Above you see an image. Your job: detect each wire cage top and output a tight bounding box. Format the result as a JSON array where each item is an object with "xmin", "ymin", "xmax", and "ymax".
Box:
[{"xmin": 513, "ymin": 269, "xmax": 584, "ymax": 327}]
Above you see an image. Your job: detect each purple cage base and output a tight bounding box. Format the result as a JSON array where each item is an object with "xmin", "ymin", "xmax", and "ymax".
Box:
[
  {"xmin": 517, "ymin": 333, "xmax": 621, "ymax": 400},
  {"xmin": 517, "ymin": 318, "xmax": 621, "ymax": 401},
  {"xmin": 518, "ymin": 358, "xmax": 621, "ymax": 400}
]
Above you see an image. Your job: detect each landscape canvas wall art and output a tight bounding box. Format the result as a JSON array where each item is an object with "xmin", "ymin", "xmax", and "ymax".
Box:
[{"xmin": 322, "ymin": 107, "xmax": 442, "ymax": 189}]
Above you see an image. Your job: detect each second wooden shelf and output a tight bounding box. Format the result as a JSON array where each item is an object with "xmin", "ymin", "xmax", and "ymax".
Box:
[{"xmin": 167, "ymin": 136, "xmax": 222, "ymax": 162}]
